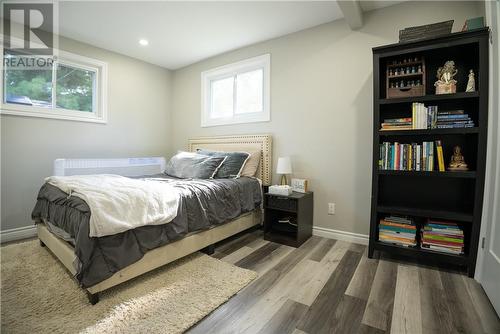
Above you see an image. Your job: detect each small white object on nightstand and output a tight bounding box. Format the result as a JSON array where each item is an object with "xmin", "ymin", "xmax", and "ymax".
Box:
[{"xmin": 269, "ymin": 185, "xmax": 293, "ymax": 196}]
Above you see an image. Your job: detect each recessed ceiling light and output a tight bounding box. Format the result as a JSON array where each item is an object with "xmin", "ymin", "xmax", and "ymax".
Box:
[{"xmin": 139, "ymin": 39, "xmax": 149, "ymax": 46}]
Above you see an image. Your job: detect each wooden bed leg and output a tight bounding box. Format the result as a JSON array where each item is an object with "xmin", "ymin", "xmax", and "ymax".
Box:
[
  {"xmin": 87, "ymin": 291, "xmax": 99, "ymax": 305},
  {"xmin": 39, "ymin": 240, "xmax": 46, "ymax": 247},
  {"xmin": 201, "ymin": 244, "xmax": 215, "ymax": 255}
]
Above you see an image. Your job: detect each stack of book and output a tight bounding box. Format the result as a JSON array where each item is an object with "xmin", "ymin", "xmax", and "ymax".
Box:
[
  {"xmin": 380, "ymin": 117, "xmax": 412, "ymax": 131},
  {"xmin": 421, "ymin": 220, "xmax": 464, "ymax": 255},
  {"xmin": 379, "ymin": 141, "xmax": 440, "ymax": 171},
  {"xmin": 436, "ymin": 110, "xmax": 475, "ymax": 129},
  {"xmin": 378, "ymin": 216, "xmax": 417, "ymax": 247}
]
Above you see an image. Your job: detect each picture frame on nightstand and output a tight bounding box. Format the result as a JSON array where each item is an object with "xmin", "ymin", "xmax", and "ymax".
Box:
[{"xmin": 291, "ymin": 178, "xmax": 308, "ymax": 193}]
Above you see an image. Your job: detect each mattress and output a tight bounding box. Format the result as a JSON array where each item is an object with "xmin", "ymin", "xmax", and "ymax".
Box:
[{"xmin": 31, "ymin": 174, "xmax": 262, "ymax": 287}]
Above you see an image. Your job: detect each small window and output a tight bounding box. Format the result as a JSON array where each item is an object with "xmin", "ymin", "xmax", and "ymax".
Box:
[
  {"xmin": 56, "ymin": 63, "xmax": 95, "ymax": 112},
  {"xmin": 201, "ymin": 54, "xmax": 270, "ymax": 127},
  {"xmin": 1, "ymin": 46, "xmax": 107, "ymax": 123}
]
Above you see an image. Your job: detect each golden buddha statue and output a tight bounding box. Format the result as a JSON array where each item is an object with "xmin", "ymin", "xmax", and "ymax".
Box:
[{"xmin": 448, "ymin": 146, "xmax": 469, "ymax": 171}]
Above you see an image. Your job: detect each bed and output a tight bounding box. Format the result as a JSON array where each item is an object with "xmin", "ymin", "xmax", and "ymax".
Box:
[{"xmin": 33, "ymin": 134, "xmax": 272, "ymax": 304}]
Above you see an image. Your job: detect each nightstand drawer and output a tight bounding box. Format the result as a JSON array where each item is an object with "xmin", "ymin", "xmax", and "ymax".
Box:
[{"xmin": 267, "ymin": 196, "xmax": 297, "ymax": 212}]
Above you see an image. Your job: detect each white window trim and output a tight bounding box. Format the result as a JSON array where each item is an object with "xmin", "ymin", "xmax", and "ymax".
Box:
[
  {"xmin": 201, "ymin": 54, "xmax": 270, "ymax": 127},
  {"xmin": 0, "ymin": 36, "xmax": 108, "ymax": 124}
]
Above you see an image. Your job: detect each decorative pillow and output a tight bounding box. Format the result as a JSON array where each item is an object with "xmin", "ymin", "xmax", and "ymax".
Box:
[
  {"xmin": 196, "ymin": 149, "xmax": 250, "ymax": 179},
  {"xmin": 164, "ymin": 151, "xmax": 226, "ymax": 179},
  {"xmin": 240, "ymin": 150, "xmax": 261, "ymax": 178}
]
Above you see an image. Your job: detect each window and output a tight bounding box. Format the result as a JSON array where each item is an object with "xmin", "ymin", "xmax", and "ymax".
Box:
[
  {"xmin": 201, "ymin": 54, "xmax": 270, "ymax": 127},
  {"xmin": 1, "ymin": 43, "xmax": 107, "ymax": 123}
]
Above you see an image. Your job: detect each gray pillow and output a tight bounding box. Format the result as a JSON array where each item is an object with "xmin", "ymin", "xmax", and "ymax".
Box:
[
  {"xmin": 164, "ymin": 151, "xmax": 226, "ymax": 179},
  {"xmin": 197, "ymin": 149, "xmax": 250, "ymax": 179}
]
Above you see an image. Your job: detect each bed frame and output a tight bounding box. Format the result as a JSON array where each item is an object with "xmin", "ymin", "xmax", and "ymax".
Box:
[{"xmin": 37, "ymin": 134, "xmax": 272, "ymax": 304}]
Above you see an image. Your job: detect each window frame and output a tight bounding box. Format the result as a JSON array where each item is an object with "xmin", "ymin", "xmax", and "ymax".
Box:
[
  {"xmin": 201, "ymin": 54, "xmax": 270, "ymax": 127},
  {"xmin": 0, "ymin": 37, "xmax": 108, "ymax": 124}
]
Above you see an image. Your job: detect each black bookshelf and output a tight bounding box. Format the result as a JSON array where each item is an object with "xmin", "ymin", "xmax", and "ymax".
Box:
[{"xmin": 369, "ymin": 28, "xmax": 489, "ymax": 277}]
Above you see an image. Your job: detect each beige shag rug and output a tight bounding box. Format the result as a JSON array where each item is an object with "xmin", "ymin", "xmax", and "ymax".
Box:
[{"xmin": 1, "ymin": 240, "xmax": 257, "ymax": 333}]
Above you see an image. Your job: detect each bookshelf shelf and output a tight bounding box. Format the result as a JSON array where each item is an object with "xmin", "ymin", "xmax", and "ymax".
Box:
[
  {"xmin": 379, "ymin": 127, "xmax": 479, "ymax": 136},
  {"xmin": 373, "ymin": 242, "xmax": 468, "ymax": 265},
  {"xmin": 378, "ymin": 91, "xmax": 479, "ymax": 105},
  {"xmin": 386, "ymin": 60, "xmax": 423, "ymax": 68},
  {"xmin": 377, "ymin": 170, "xmax": 476, "ymax": 178},
  {"xmin": 377, "ymin": 205, "xmax": 474, "ymax": 222},
  {"xmin": 387, "ymin": 73, "xmax": 424, "ymax": 79},
  {"xmin": 370, "ymin": 28, "xmax": 489, "ymax": 277}
]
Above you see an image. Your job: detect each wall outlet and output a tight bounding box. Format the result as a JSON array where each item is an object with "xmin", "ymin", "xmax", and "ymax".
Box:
[{"xmin": 328, "ymin": 203, "xmax": 335, "ymax": 215}]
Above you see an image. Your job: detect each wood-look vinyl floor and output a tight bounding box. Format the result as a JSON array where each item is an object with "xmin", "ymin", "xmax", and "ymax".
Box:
[{"xmin": 188, "ymin": 229, "xmax": 500, "ymax": 334}]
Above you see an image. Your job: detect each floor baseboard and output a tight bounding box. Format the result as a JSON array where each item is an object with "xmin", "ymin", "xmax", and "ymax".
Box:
[
  {"xmin": 313, "ymin": 226, "xmax": 369, "ymax": 245},
  {"xmin": 1, "ymin": 224, "xmax": 369, "ymax": 246},
  {"xmin": 1, "ymin": 225, "xmax": 37, "ymax": 244}
]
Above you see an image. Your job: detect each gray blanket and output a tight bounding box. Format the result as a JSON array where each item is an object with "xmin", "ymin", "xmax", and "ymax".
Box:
[{"xmin": 31, "ymin": 175, "xmax": 262, "ymax": 287}]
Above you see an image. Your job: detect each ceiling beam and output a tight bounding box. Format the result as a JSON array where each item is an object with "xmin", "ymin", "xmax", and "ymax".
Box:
[{"xmin": 337, "ymin": 0, "xmax": 364, "ymax": 30}]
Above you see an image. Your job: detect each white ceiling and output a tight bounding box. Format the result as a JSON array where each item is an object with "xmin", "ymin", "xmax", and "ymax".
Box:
[
  {"xmin": 53, "ymin": 1, "xmax": 401, "ymax": 70},
  {"xmin": 56, "ymin": 1, "xmax": 343, "ymax": 69}
]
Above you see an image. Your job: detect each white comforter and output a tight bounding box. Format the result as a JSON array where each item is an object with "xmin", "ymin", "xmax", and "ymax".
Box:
[{"xmin": 46, "ymin": 174, "xmax": 180, "ymax": 237}]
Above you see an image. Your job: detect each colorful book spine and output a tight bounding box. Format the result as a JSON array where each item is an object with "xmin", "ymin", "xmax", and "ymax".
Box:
[{"xmin": 436, "ymin": 140, "xmax": 445, "ymax": 172}]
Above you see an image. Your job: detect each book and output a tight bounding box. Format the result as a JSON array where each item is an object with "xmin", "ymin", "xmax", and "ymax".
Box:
[
  {"xmin": 379, "ymin": 225, "xmax": 417, "ymax": 232},
  {"xmin": 437, "ymin": 114, "xmax": 470, "ymax": 120},
  {"xmin": 435, "ymin": 140, "xmax": 445, "ymax": 171},
  {"xmin": 423, "ymin": 235, "xmax": 464, "ymax": 243},
  {"xmin": 437, "ymin": 124, "xmax": 474, "ymax": 129},
  {"xmin": 421, "ymin": 244, "xmax": 463, "ymax": 254},
  {"xmin": 438, "ymin": 110, "xmax": 465, "ymax": 115},
  {"xmin": 380, "ymin": 126, "xmax": 413, "ymax": 131},
  {"xmin": 437, "ymin": 119, "xmax": 473, "ymax": 124},
  {"xmin": 383, "ymin": 118, "xmax": 412, "ymax": 123},
  {"xmin": 380, "ymin": 221, "xmax": 417, "ymax": 229}
]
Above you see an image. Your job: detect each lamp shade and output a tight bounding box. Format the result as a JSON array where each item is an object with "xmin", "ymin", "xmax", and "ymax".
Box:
[{"xmin": 276, "ymin": 156, "xmax": 292, "ymax": 174}]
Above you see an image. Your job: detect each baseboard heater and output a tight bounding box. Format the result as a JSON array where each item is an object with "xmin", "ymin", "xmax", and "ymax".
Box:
[{"xmin": 53, "ymin": 157, "xmax": 166, "ymax": 176}]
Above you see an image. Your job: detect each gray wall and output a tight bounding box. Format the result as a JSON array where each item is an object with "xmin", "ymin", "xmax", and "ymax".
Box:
[
  {"xmin": 170, "ymin": 1, "xmax": 484, "ymax": 236},
  {"xmin": 1, "ymin": 37, "xmax": 172, "ymax": 231}
]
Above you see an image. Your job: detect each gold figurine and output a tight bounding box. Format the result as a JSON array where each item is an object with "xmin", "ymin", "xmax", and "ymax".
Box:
[
  {"xmin": 435, "ymin": 61, "xmax": 458, "ymax": 94},
  {"xmin": 448, "ymin": 146, "xmax": 469, "ymax": 171}
]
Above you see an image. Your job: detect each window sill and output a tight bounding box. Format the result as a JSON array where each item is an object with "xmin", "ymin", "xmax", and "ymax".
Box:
[
  {"xmin": 201, "ymin": 114, "xmax": 270, "ymax": 127},
  {"xmin": 0, "ymin": 105, "xmax": 107, "ymax": 124}
]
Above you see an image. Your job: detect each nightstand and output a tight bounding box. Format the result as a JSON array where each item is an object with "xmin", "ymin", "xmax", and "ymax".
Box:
[{"xmin": 264, "ymin": 192, "xmax": 313, "ymax": 248}]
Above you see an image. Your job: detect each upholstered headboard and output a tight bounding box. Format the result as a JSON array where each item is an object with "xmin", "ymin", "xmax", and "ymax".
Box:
[{"xmin": 188, "ymin": 134, "xmax": 272, "ymax": 186}]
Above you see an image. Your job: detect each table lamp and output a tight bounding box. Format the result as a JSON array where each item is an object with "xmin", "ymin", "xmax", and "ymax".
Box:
[{"xmin": 277, "ymin": 156, "xmax": 292, "ymax": 185}]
